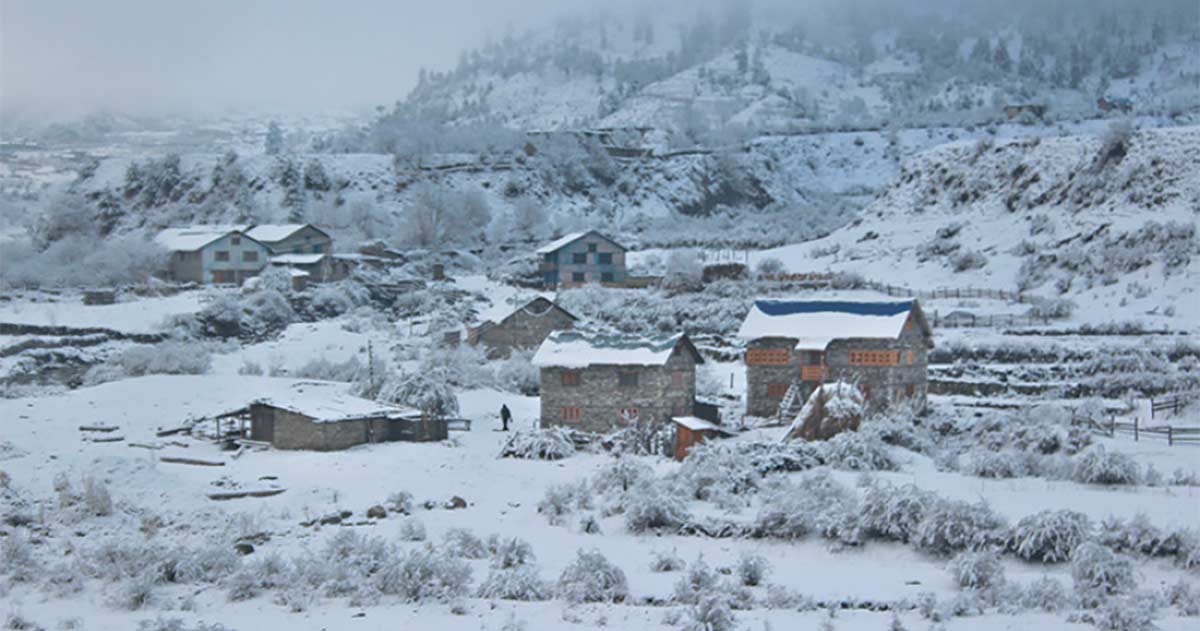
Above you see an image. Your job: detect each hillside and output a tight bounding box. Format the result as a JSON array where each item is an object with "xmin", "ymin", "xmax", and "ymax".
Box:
[{"xmin": 756, "ymin": 126, "xmax": 1200, "ymax": 327}]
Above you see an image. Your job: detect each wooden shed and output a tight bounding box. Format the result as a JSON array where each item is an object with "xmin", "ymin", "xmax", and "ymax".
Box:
[{"xmin": 672, "ymin": 416, "xmax": 733, "ymax": 461}]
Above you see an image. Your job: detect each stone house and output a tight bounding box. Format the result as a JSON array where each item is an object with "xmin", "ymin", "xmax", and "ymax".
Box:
[
  {"xmin": 246, "ymin": 224, "xmax": 333, "ymax": 256},
  {"xmin": 536, "ymin": 231, "xmax": 627, "ymax": 289},
  {"xmin": 269, "ymin": 253, "xmax": 343, "ymax": 283},
  {"xmin": 532, "ymin": 330, "xmax": 703, "ymax": 433},
  {"xmin": 469, "ymin": 296, "xmax": 578, "ymax": 358},
  {"xmin": 235, "ymin": 384, "xmax": 445, "ymax": 451},
  {"xmin": 738, "ymin": 299, "xmax": 933, "ymax": 419},
  {"xmin": 155, "ymin": 225, "xmax": 270, "ymax": 284}
]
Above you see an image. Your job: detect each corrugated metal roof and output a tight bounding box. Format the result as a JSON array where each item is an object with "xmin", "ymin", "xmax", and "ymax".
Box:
[{"xmin": 737, "ymin": 299, "xmax": 917, "ymax": 350}]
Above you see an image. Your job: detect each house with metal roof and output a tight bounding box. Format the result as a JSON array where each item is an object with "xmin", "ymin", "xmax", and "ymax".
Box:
[
  {"xmin": 535, "ymin": 230, "xmax": 627, "ymax": 289},
  {"xmin": 532, "ymin": 329, "xmax": 703, "ymax": 433},
  {"xmin": 154, "ymin": 225, "xmax": 269, "ymax": 284},
  {"xmin": 737, "ymin": 299, "xmax": 933, "ymax": 419},
  {"xmin": 468, "ymin": 296, "xmax": 578, "ymax": 358}
]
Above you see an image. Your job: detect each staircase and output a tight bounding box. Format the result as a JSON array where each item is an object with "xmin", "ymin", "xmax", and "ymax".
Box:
[{"xmin": 775, "ymin": 382, "xmax": 805, "ymax": 421}]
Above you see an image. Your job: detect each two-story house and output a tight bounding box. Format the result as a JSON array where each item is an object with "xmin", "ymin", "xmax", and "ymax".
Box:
[
  {"xmin": 155, "ymin": 225, "xmax": 270, "ymax": 284},
  {"xmin": 536, "ymin": 231, "xmax": 626, "ymax": 289}
]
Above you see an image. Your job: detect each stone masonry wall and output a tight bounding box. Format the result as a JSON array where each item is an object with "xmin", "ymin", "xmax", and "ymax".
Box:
[
  {"xmin": 265, "ymin": 407, "xmax": 369, "ymax": 451},
  {"xmin": 744, "ymin": 337, "xmax": 802, "ymax": 418},
  {"xmin": 540, "ymin": 348, "xmax": 696, "ymax": 433},
  {"xmin": 479, "ymin": 304, "xmax": 575, "ymax": 357}
]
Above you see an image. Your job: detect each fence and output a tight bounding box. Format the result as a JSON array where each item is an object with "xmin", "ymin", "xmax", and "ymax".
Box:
[
  {"xmin": 1150, "ymin": 392, "xmax": 1196, "ymax": 419},
  {"xmin": 929, "ymin": 311, "xmax": 1056, "ymax": 329},
  {"xmin": 1071, "ymin": 415, "xmax": 1200, "ymax": 446},
  {"xmin": 864, "ymin": 281, "xmax": 1038, "ymax": 305}
]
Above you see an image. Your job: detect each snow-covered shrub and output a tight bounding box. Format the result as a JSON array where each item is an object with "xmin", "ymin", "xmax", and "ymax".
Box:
[
  {"xmin": 289, "ymin": 355, "xmax": 364, "ymax": 382},
  {"xmin": 754, "ymin": 473, "xmax": 860, "ymax": 545},
  {"xmin": 961, "ymin": 449, "xmax": 1031, "ymax": 479},
  {"xmin": 56, "ymin": 475, "xmax": 114, "ymax": 518},
  {"xmin": 378, "ymin": 368, "xmax": 460, "ymax": 418},
  {"xmin": 683, "ymin": 594, "xmax": 737, "ymax": 631},
  {"xmin": 537, "ymin": 481, "xmax": 588, "ymax": 525},
  {"xmin": 950, "ymin": 550, "xmax": 1004, "ymax": 589},
  {"xmin": 387, "ymin": 491, "xmax": 414, "ymax": 514},
  {"xmin": 860, "ymin": 481, "xmax": 935, "ymax": 543},
  {"xmin": 578, "ymin": 513, "xmax": 602, "ymax": 534},
  {"xmin": 623, "ymin": 479, "xmax": 691, "ymax": 533},
  {"xmin": 1164, "ymin": 580, "xmax": 1200, "ymax": 616},
  {"xmin": 950, "ymin": 250, "xmax": 988, "ymax": 272},
  {"xmin": 486, "ymin": 535, "xmax": 535, "ymax": 569},
  {"xmin": 557, "ymin": 549, "xmax": 628, "ymax": 603},
  {"xmin": 1071, "ymin": 445, "xmax": 1140, "ymax": 485},
  {"xmin": 662, "ymin": 249, "xmax": 704, "ymax": 291},
  {"xmin": 1093, "ymin": 595, "xmax": 1158, "ymax": 631},
  {"xmin": 673, "ymin": 555, "xmax": 720, "ymax": 604},
  {"xmin": 1070, "ymin": 542, "xmax": 1135, "ymax": 605},
  {"xmin": 650, "ymin": 549, "xmax": 686, "ymax": 573},
  {"xmin": 442, "ymin": 529, "xmax": 487, "ymax": 559},
  {"xmin": 398, "ymin": 517, "xmax": 427, "ymax": 542},
  {"xmin": 171, "ymin": 543, "xmax": 240, "ymax": 584},
  {"xmin": 111, "ymin": 570, "xmax": 160, "ymax": 610},
  {"xmin": 493, "ymin": 350, "xmax": 539, "ymax": 395},
  {"xmin": 1097, "ymin": 514, "xmax": 1187, "ymax": 558},
  {"xmin": 476, "ymin": 566, "xmax": 550, "ymax": 601},
  {"xmin": 606, "ymin": 418, "xmax": 675, "ymax": 456},
  {"xmin": 373, "ymin": 547, "xmax": 472, "ymax": 603},
  {"xmin": 818, "ymin": 431, "xmax": 897, "ymax": 471},
  {"xmin": 592, "ymin": 457, "xmax": 654, "ymax": 497},
  {"xmin": 117, "ymin": 342, "xmax": 213, "ymax": 378},
  {"xmin": 225, "ymin": 553, "xmax": 286, "ymax": 601},
  {"xmin": 500, "ymin": 428, "xmax": 576, "ymax": 460},
  {"xmin": 1009, "ymin": 510, "xmax": 1093, "ymax": 563},
  {"xmin": 754, "ymin": 257, "xmax": 786, "ymax": 279},
  {"xmin": 309, "ymin": 282, "xmax": 368, "ymax": 318},
  {"xmin": 913, "ymin": 499, "xmax": 1008, "ymax": 556},
  {"xmin": 735, "ymin": 552, "xmax": 770, "ymax": 587},
  {"xmin": 1019, "ymin": 576, "xmax": 1070, "ymax": 612},
  {"xmin": 0, "ymin": 531, "xmax": 38, "ymax": 582},
  {"xmin": 676, "ymin": 443, "xmax": 764, "ymax": 500}
]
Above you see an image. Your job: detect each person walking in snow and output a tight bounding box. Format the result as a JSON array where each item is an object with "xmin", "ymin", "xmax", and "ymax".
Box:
[{"xmin": 500, "ymin": 404, "xmax": 512, "ymax": 432}]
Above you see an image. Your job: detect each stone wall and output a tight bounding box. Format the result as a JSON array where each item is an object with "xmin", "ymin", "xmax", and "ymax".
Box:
[
  {"xmin": 250, "ymin": 404, "xmax": 368, "ymax": 451},
  {"xmin": 540, "ymin": 348, "xmax": 696, "ymax": 433},
  {"xmin": 744, "ymin": 337, "xmax": 802, "ymax": 417}
]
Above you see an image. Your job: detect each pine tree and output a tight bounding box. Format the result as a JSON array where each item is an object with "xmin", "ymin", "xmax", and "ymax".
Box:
[{"xmin": 993, "ymin": 39, "xmax": 1012, "ymax": 73}]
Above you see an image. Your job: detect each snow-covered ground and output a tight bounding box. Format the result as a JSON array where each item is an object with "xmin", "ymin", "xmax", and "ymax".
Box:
[{"xmin": 0, "ymin": 291, "xmax": 206, "ymax": 333}]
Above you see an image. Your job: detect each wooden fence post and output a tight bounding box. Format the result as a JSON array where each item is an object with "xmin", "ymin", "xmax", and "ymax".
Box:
[
  {"xmin": 1150, "ymin": 398, "xmax": 1155, "ymax": 420},
  {"xmin": 1133, "ymin": 417, "xmax": 1138, "ymax": 442},
  {"xmin": 1110, "ymin": 416, "xmax": 1115, "ymax": 437},
  {"xmin": 1168, "ymin": 427, "xmax": 1173, "ymax": 446}
]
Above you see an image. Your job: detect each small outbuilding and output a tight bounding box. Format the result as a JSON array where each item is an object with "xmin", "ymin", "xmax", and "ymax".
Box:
[
  {"xmin": 469, "ymin": 296, "xmax": 578, "ymax": 358},
  {"xmin": 672, "ymin": 416, "xmax": 733, "ymax": 461},
  {"xmin": 221, "ymin": 383, "xmax": 446, "ymax": 451}
]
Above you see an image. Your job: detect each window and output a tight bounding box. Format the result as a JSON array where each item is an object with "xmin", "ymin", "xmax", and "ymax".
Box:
[
  {"xmin": 544, "ymin": 272, "xmax": 558, "ymax": 286},
  {"xmin": 861, "ymin": 384, "xmax": 872, "ymax": 400},
  {"xmin": 588, "ymin": 243, "xmax": 598, "ymax": 252},
  {"xmin": 544, "ymin": 252, "xmax": 557, "ymax": 263},
  {"xmin": 671, "ymin": 371, "xmax": 687, "ymax": 389},
  {"xmin": 560, "ymin": 407, "xmax": 581, "ymax": 423},
  {"xmin": 597, "ymin": 252, "xmax": 613, "ymax": 265},
  {"xmin": 619, "ymin": 407, "xmax": 639, "ymax": 422},
  {"xmin": 600, "ymin": 272, "xmax": 614, "ymax": 283},
  {"xmin": 242, "ymin": 251, "xmax": 258, "ymax": 262},
  {"xmin": 231, "ymin": 236, "xmax": 241, "ymax": 245},
  {"xmin": 214, "ymin": 250, "xmax": 230, "ymax": 262},
  {"xmin": 905, "ymin": 383, "xmax": 915, "ymax": 398},
  {"xmin": 849, "ymin": 350, "xmax": 900, "ymax": 366},
  {"xmin": 313, "ymin": 244, "xmax": 323, "ymax": 253},
  {"xmin": 572, "ymin": 253, "xmax": 587, "ymax": 264},
  {"xmin": 618, "ymin": 371, "xmax": 639, "ymax": 388},
  {"xmin": 797, "ymin": 350, "xmax": 824, "ymax": 365},
  {"xmin": 746, "ymin": 349, "xmax": 789, "ymax": 365},
  {"xmin": 906, "ymin": 350, "xmax": 916, "ymax": 366},
  {"xmin": 571, "ymin": 272, "xmax": 586, "ymax": 283},
  {"xmin": 800, "ymin": 366, "xmax": 827, "ymax": 381},
  {"xmin": 767, "ymin": 383, "xmax": 789, "ymax": 399},
  {"xmin": 561, "ymin": 371, "xmax": 582, "ymax": 386}
]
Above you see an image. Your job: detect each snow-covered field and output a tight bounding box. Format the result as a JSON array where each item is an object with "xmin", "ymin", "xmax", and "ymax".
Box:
[{"xmin": 0, "ymin": 291, "xmax": 205, "ymax": 333}]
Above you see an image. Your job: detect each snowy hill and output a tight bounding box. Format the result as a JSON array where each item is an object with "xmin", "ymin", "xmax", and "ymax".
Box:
[{"xmin": 758, "ymin": 126, "xmax": 1200, "ymax": 327}]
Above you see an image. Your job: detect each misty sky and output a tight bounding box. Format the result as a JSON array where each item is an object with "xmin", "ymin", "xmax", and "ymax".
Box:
[{"xmin": 0, "ymin": 0, "xmax": 586, "ymax": 122}]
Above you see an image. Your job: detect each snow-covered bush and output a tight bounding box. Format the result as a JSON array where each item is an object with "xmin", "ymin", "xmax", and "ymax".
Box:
[
  {"xmin": 377, "ymin": 368, "xmax": 460, "ymax": 418},
  {"xmin": 592, "ymin": 457, "xmax": 654, "ymax": 497},
  {"xmin": 1071, "ymin": 445, "xmax": 1140, "ymax": 485},
  {"xmin": 1092, "ymin": 595, "xmax": 1158, "ymax": 631},
  {"xmin": 754, "ymin": 257, "xmax": 786, "ymax": 279},
  {"xmin": 1019, "ymin": 576, "xmax": 1070, "ymax": 612},
  {"xmin": 373, "ymin": 547, "xmax": 472, "ymax": 603},
  {"xmin": 225, "ymin": 553, "xmax": 287, "ymax": 602},
  {"xmin": 476, "ymin": 566, "xmax": 550, "ymax": 601},
  {"xmin": 961, "ymin": 449, "xmax": 1031, "ymax": 479},
  {"xmin": 1097, "ymin": 514, "xmax": 1188, "ymax": 559},
  {"xmin": 817, "ymin": 431, "xmax": 897, "ymax": 471},
  {"xmin": 860, "ymin": 481, "xmax": 935, "ymax": 543},
  {"xmin": 650, "ymin": 549, "xmax": 686, "ymax": 573},
  {"xmin": 1009, "ymin": 510, "xmax": 1093, "ymax": 563},
  {"xmin": 673, "ymin": 555, "xmax": 720, "ymax": 604},
  {"xmin": 398, "ymin": 517, "xmax": 427, "ymax": 542},
  {"xmin": 606, "ymin": 418, "xmax": 675, "ymax": 456},
  {"xmin": 289, "ymin": 355, "xmax": 364, "ymax": 382},
  {"xmin": 950, "ymin": 250, "xmax": 988, "ymax": 272},
  {"xmin": 500, "ymin": 428, "xmax": 576, "ymax": 460},
  {"xmin": 56, "ymin": 475, "xmax": 114, "ymax": 518},
  {"xmin": 387, "ymin": 491, "xmax": 414, "ymax": 514},
  {"xmin": 0, "ymin": 531, "xmax": 38, "ymax": 582},
  {"xmin": 683, "ymin": 594, "xmax": 737, "ymax": 631},
  {"xmin": 493, "ymin": 350, "xmax": 539, "ymax": 395},
  {"xmin": 735, "ymin": 552, "xmax": 770, "ymax": 587},
  {"xmin": 754, "ymin": 473, "xmax": 860, "ymax": 545},
  {"xmin": 442, "ymin": 529, "xmax": 487, "ymax": 559},
  {"xmin": 676, "ymin": 443, "xmax": 764, "ymax": 500},
  {"xmin": 913, "ymin": 499, "xmax": 1008, "ymax": 556},
  {"xmin": 623, "ymin": 479, "xmax": 691, "ymax": 533},
  {"xmin": 537, "ymin": 481, "xmax": 588, "ymax": 525},
  {"xmin": 86, "ymin": 342, "xmax": 213, "ymax": 384},
  {"xmin": 557, "ymin": 549, "xmax": 628, "ymax": 603},
  {"xmin": 662, "ymin": 249, "xmax": 704, "ymax": 291},
  {"xmin": 486, "ymin": 535, "xmax": 535, "ymax": 569},
  {"xmin": 111, "ymin": 570, "xmax": 160, "ymax": 610},
  {"xmin": 949, "ymin": 550, "xmax": 1004, "ymax": 589},
  {"xmin": 1070, "ymin": 542, "xmax": 1135, "ymax": 605}
]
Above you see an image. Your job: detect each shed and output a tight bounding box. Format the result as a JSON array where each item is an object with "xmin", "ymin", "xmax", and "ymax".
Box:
[
  {"xmin": 222, "ymin": 383, "xmax": 446, "ymax": 451},
  {"xmin": 672, "ymin": 416, "xmax": 733, "ymax": 461},
  {"xmin": 470, "ymin": 296, "xmax": 577, "ymax": 358}
]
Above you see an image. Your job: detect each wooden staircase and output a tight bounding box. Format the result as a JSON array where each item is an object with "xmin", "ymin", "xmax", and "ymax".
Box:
[{"xmin": 776, "ymin": 382, "xmax": 806, "ymax": 421}]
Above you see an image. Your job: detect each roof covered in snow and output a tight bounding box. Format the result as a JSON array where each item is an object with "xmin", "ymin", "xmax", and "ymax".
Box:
[
  {"xmin": 249, "ymin": 382, "xmax": 421, "ymax": 423},
  {"xmin": 737, "ymin": 299, "xmax": 922, "ymax": 350},
  {"xmin": 154, "ymin": 225, "xmax": 249, "ymax": 252},
  {"xmin": 271, "ymin": 253, "xmax": 327, "ymax": 265},
  {"xmin": 672, "ymin": 416, "xmax": 729, "ymax": 433},
  {"xmin": 244, "ymin": 224, "xmax": 313, "ymax": 243},
  {"xmin": 531, "ymin": 330, "xmax": 701, "ymax": 368},
  {"xmin": 534, "ymin": 230, "xmax": 626, "ymax": 254}
]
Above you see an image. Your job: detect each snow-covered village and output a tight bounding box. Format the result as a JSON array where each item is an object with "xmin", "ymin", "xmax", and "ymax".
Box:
[{"xmin": 1, "ymin": 1, "xmax": 1198, "ymax": 630}]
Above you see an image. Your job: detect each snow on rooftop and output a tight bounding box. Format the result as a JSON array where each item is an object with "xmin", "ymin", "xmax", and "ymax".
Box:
[
  {"xmin": 737, "ymin": 299, "xmax": 914, "ymax": 350},
  {"xmin": 250, "ymin": 381, "xmax": 420, "ymax": 423},
  {"xmin": 271, "ymin": 253, "xmax": 326, "ymax": 265},
  {"xmin": 535, "ymin": 231, "xmax": 588, "ymax": 254},
  {"xmin": 532, "ymin": 330, "xmax": 687, "ymax": 368},
  {"xmin": 154, "ymin": 225, "xmax": 248, "ymax": 251},
  {"xmin": 672, "ymin": 416, "xmax": 726, "ymax": 432},
  {"xmin": 245, "ymin": 224, "xmax": 309, "ymax": 243}
]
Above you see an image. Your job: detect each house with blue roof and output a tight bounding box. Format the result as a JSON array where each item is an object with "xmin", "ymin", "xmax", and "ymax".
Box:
[{"xmin": 736, "ymin": 298, "xmax": 933, "ymax": 419}]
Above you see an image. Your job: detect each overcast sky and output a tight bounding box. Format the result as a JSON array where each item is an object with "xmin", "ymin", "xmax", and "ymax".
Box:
[{"xmin": 0, "ymin": 0, "xmax": 587, "ymax": 122}]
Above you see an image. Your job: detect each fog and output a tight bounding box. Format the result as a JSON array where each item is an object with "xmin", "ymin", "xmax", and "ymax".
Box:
[{"xmin": 0, "ymin": 0, "xmax": 589, "ymax": 122}]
